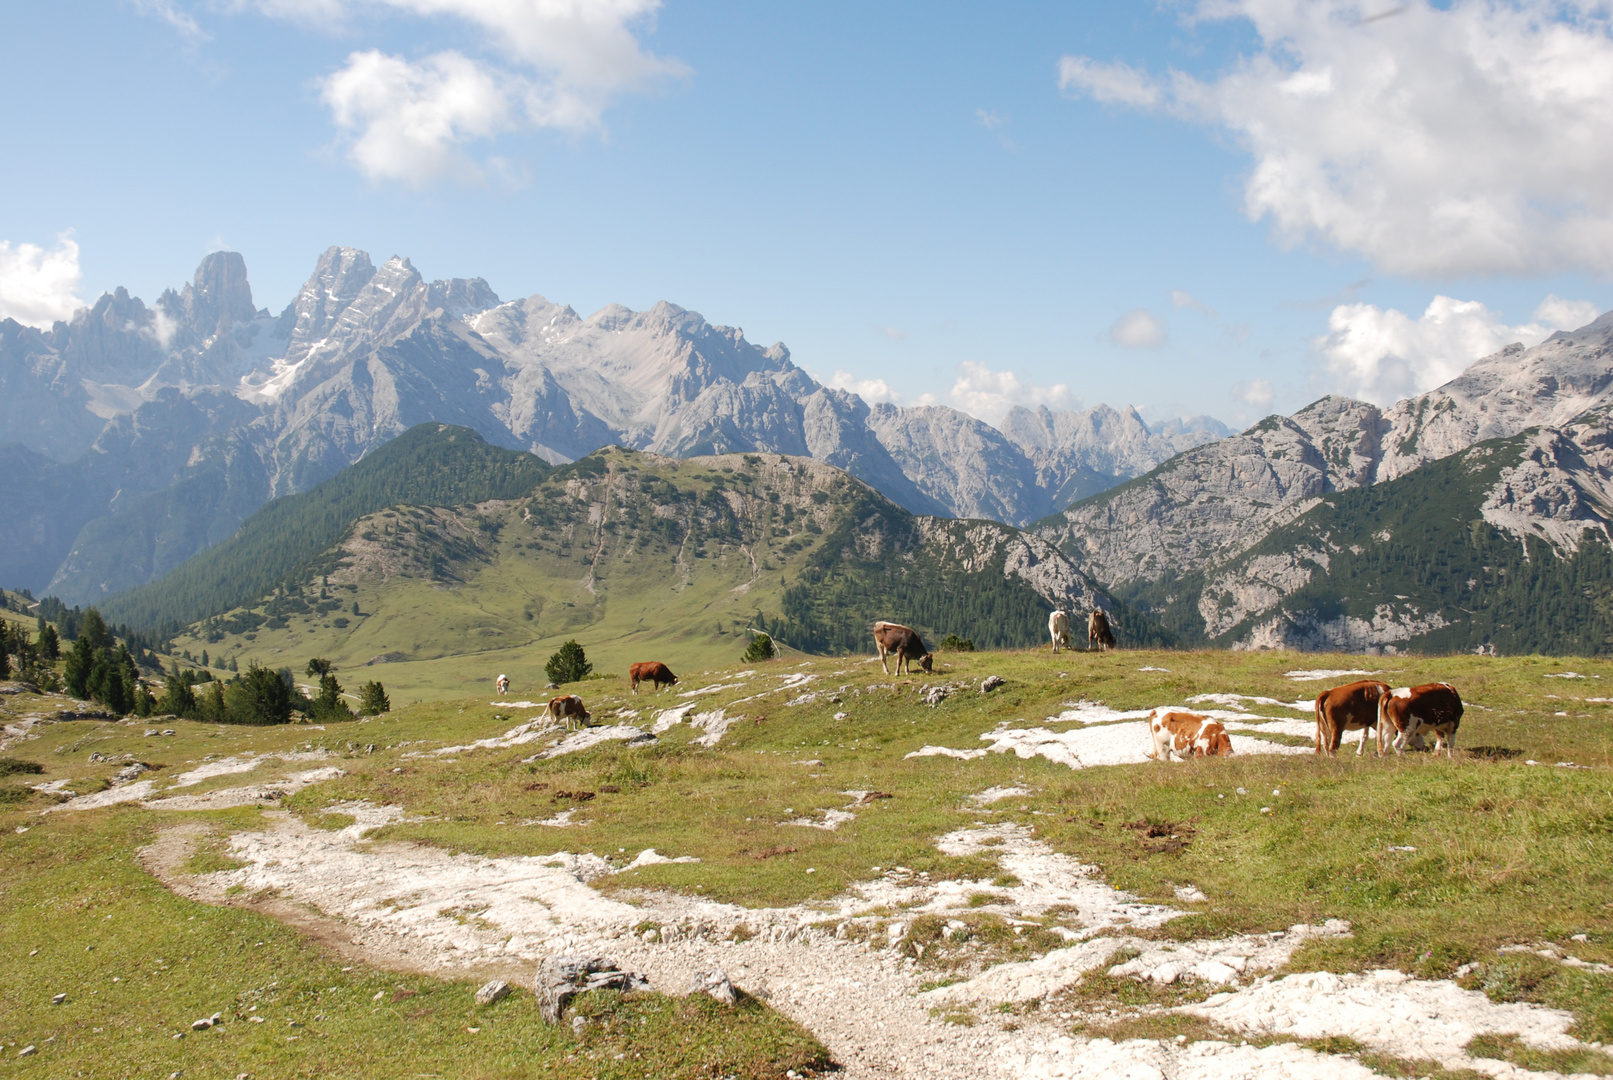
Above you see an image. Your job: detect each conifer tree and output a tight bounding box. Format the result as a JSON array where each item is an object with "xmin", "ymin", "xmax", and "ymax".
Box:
[
  {"xmin": 38, "ymin": 623, "xmax": 59, "ymax": 660},
  {"xmin": 225, "ymin": 663, "xmax": 293, "ymax": 725},
  {"xmin": 741, "ymin": 633, "xmax": 776, "ymax": 662},
  {"xmin": 358, "ymin": 680, "xmax": 390, "ymax": 716},
  {"xmin": 0, "ymin": 624, "xmax": 10, "ymax": 680},
  {"xmin": 545, "ymin": 640, "xmax": 592, "ymax": 684}
]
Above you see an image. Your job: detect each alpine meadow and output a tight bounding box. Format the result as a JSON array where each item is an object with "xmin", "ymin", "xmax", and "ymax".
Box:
[{"xmin": 7, "ymin": 2, "xmax": 1613, "ymax": 1077}]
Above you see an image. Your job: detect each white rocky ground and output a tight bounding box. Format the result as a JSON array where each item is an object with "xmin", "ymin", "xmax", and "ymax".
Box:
[{"xmin": 131, "ymin": 793, "xmax": 1607, "ymax": 1080}]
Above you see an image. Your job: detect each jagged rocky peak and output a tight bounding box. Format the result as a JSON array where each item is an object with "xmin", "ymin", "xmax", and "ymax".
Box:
[
  {"xmin": 56, "ymin": 285, "xmax": 164, "ymax": 380},
  {"xmin": 427, "ymin": 276, "xmax": 501, "ymax": 320},
  {"xmin": 173, "ymin": 251, "xmax": 258, "ymax": 336},
  {"xmin": 288, "ymin": 246, "xmax": 378, "ymax": 345}
]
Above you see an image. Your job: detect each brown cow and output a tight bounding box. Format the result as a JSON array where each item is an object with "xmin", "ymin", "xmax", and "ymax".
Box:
[
  {"xmin": 1146, "ymin": 709, "xmax": 1234, "ymax": 761},
  {"xmin": 547, "ymin": 694, "xmax": 590, "ymax": 731},
  {"xmin": 1088, "ymin": 610, "xmax": 1115, "ymax": 652},
  {"xmin": 629, "ymin": 662, "xmax": 678, "ymax": 695},
  {"xmin": 1379, "ymin": 683, "xmax": 1463, "ymax": 757},
  {"xmin": 1314, "ymin": 680, "xmax": 1390, "ymax": 756},
  {"xmin": 872, "ymin": 621, "xmax": 932, "ymax": 675}
]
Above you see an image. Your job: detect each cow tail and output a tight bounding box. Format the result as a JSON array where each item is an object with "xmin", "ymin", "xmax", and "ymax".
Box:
[{"xmin": 1313, "ymin": 693, "xmax": 1326, "ymax": 753}]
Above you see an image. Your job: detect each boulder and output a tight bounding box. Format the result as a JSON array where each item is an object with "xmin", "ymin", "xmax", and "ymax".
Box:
[
  {"xmin": 692, "ymin": 968, "xmax": 737, "ymax": 1005},
  {"xmin": 474, "ymin": 980, "xmax": 510, "ymax": 1006},
  {"xmin": 534, "ymin": 956, "xmax": 649, "ymax": 1023}
]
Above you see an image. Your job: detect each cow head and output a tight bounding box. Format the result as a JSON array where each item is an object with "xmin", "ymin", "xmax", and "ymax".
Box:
[{"xmin": 919, "ymin": 653, "xmax": 933, "ymax": 673}]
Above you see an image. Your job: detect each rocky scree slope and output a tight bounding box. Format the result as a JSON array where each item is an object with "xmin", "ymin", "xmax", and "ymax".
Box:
[
  {"xmin": 1038, "ymin": 312, "xmax": 1613, "ymax": 652},
  {"xmin": 0, "ymin": 247, "xmax": 1221, "ymax": 602}
]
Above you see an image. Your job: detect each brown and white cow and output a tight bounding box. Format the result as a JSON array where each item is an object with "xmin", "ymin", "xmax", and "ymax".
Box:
[
  {"xmin": 1146, "ymin": 710, "xmax": 1234, "ymax": 761},
  {"xmin": 1314, "ymin": 680, "xmax": 1390, "ymax": 756},
  {"xmin": 872, "ymin": 621, "xmax": 933, "ymax": 675},
  {"xmin": 1049, "ymin": 610, "xmax": 1073, "ymax": 653},
  {"xmin": 1088, "ymin": 610, "xmax": 1115, "ymax": 652},
  {"xmin": 495, "ymin": 673, "xmax": 510, "ymax": 696},
  {"xmin": 547, "ymin": 694, "xmax": 590, "ymax": 731},
  {"xmin": 1379, "ymin": 682, "xmax": 1462, "ymax": 757},
  {"xmin": 629, "ymin": 661, "xmax": 678, "ymax": 695}
]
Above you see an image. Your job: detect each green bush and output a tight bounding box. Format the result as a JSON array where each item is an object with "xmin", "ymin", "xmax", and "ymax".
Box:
[
  {"xmin": 224, "ymin": 663, "xmax": 295, "ymax": 725},
  {"xmin": 545, "ymin": 640, "xmax": 593, "ymax": 684},
  {"xmin": 358, "ymin": 680, "xmax": 390, "ymax": 716},
  {"xmin": 741, "ymin": 633, "xmax": 776, "ymax": 663},
  {"xmin": 938, "ymin": 634, "xmax": 976, "ymax": 652}
]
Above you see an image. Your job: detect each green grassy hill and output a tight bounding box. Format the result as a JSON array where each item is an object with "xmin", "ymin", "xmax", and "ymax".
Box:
[
  {"xmin": 157, "ymin": 446, "xmax": 1141, "ymax": 701},
  {"xmin": 98, "ymin": 424, "xmax": 550, "ymax": 633}
]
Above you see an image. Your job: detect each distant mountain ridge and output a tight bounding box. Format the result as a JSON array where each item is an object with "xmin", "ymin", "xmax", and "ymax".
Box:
[
  {"xmin": 0, "ymin": 246, "xmax": 1223, "ymax": 602},
  {"xmin": 1035, "ymin": 311, "xmax": 1613, "ymax": 653}
]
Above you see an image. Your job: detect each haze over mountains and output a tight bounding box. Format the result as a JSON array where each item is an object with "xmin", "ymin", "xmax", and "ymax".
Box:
[{"xmin": 0, "ymin": 246, "xmax": 1223, "ymax": 602}]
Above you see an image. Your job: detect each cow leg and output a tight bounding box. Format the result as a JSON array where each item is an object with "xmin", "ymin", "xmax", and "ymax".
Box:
[
  {"xmin": 1356, "ymin": 725, "xmax": 1370, "ymax": 756},
  {"xmin": 878, "ymin": 646, "xmax": 891, "ymax": 675}
]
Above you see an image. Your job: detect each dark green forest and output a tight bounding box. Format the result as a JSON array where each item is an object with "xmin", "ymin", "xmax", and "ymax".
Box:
[{"xmin": 99, "ymin": 424, "xmax": 549, "ymax": 632}]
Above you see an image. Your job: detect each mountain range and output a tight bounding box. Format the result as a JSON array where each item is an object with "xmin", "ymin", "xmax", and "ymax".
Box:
[
  {"xmin": 0, "ymin": 247, "xmax": 1223, "ymax": 603},
  {"xmin": 1037, "ymin": 312, "xmax": 1613, "ymax": 652}
]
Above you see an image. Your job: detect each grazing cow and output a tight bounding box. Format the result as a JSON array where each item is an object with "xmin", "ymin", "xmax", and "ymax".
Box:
[
  {"xmin": 547, "ymin": 694, "xmax": 590, "ymax": 731},
  {"xmin": 1088, "ymin": 610, "xmax": 1115, "ymax": 652},
  {"xmin": 1379, "ymin": 683, "xmax": 1463, "ymax": 757},
  {"xmin": 872, "ymin": 621, "xmax": 933, "ymax": 675},
  {"xmin": 1048, "ymin": 610, "xmax": 1073, "ymax": 653},
  {"xmin": 1314, "ymin": 680, "xmax": 1390, "ymax": 756},
  {"xmin": 1146, "ymin": 709, "xmax": 1234, "ymax": 761},
  {"xmin": 495, "ymin": 673, "xmax": 509, "ymax": 696},
  {"xmin": 629, "ymin": 661, "xmax": 678, "ymax": 695}
]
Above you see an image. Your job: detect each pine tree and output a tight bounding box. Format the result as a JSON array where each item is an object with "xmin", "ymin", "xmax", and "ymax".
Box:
[
  {"xmin": 306, "ymin": 658, "xmax": 334, "ymax": 678},
  {"xmin": 741, "ymin": 633, "xmax": 776, "ymax": 663},
  {"xmin": 0, "ymin": 624, "xmax": 10, "ymax": 680},
  {"xmin": 159, "ymin": 672, "xmax": 197, "ymax": 719},
  {"xmin": 225, "ymin": 663, "xmax": 294, "ymax": 725},
  {"xmin": 201, "ymin": 649, "xmax": 209, "ymax": 668},
  {"xmin": 228, "ymin": 657, "xmax": 238, "ymax": 673},
  {"xmin": 545, "ymin": 640, "xmax": 592, "ymax": 684},
  {"xmin": 310, "ymin": 672, "xmax": 352, "ymax": 721},
  {"xmin": 358, "ymin": 680, "xmax": 390, "ymax": 716},
  {"xmin": 38, "ymin": 623, "xmax": 59, "ymax": 660}
]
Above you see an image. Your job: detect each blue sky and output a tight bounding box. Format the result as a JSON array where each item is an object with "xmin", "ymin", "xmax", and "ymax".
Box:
[{"xmin": 3, "ymin": 1, "xmax": 1611, "ymax": 427}]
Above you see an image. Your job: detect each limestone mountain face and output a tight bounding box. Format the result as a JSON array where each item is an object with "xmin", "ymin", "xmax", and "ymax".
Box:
[
  {"xmin": 1, "ymin": 246, "xmax": 1195, "ymax": 600},
  {"xmin": 1038, "ymin": 314, "xmax": 1613, "ymax": 652}
]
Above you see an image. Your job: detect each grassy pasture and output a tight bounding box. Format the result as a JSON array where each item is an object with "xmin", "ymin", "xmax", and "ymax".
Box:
[{"xmin": 4, "ymin": 645, "xmax": 1613, "ymax": 1075}]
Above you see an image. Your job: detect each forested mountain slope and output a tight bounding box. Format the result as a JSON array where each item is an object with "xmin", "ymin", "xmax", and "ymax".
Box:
[{"xmin": 152, "ymin": 444, "xmax": 1147, "ymax": 696}]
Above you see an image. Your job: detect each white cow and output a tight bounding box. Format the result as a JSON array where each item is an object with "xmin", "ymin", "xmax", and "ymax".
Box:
[
  {"xmin": 1048, "ymin": 610, "xmax": 1073, "ymax": 653},
  {"xmin": 495, "ymin": 673, "xmax": 510, "ymax": 696}
]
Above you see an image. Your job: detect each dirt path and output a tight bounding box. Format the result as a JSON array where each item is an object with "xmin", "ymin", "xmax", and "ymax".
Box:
[{"xmin": 137, "ymin": 803, "xmax": 1599, "ymax": 1080}]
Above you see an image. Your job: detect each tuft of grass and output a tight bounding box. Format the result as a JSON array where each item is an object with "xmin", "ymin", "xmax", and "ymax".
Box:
[
  {"xmin": 1466, "ymin": 1032, "xmax": 1613, "ymax": 1075},
  {"xmin": 0, "ymin": 757, "xmax": 46, "ymax": 776},
  {"xmin": 313, "ymin": 811, "xmax": 358, "ymax": 831}
]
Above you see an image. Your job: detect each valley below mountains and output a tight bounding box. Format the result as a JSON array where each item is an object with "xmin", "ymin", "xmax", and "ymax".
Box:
[
  {"xmin": 0, "ymin": 246, "xmax": 1221, "ymax": 605},
  {"xmin": 8, "ymin": 243, "xmax": 1613, "ymax": 658}
]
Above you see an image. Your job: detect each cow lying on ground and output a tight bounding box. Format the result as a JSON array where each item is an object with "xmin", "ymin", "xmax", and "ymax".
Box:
[
  {"xmin": 1048, "ymin": 610, "xmax": 1073, "ymax": 653},
  {"xmin": 1088, "ymin": 610, "xmax": 1115, "ymax": 652},
  {"xmin": 1314, "ymin": 679, "xmax": 1390, "ymax": 756},
  {"xmin": 547, "ymin": 694, "xmax": 590, "ymax": 731},
  {"xmin": 1379, "ymin": 682, "xmax": 1462, "ymax": 757},
  {"xmin": 629, "ymin": 662, "xmax": 678, "ymax": 694},
  {"xmin": 872, "ymin": 621, "xmax": 932, "ymax": 675},
  {"xmin": 495, "ymin": 673, "xmax": 509, "ymax": 696},
  {"xmin": 1146, "ymin": 710, "xmax": 1234, "ymax": 761}
]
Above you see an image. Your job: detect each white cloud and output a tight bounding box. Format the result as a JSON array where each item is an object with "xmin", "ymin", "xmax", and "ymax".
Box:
[
  {"xmin": 1059, "ymin": 2, "xmax": 1613, "ymax": 276},
  {"xmin": 827, "ymin": 369, "xmax": 901, "ymax": 404},
  {"xmin": 1171, "ymin": 289, "xmax": 1217, "ymax": 318},
  {"xmin": 1109, "ymin": 308, "xmax": 1168, "ymax": 348},
  {"xmin": 975, "ymin": 108, "xmax": 1007, "ymax": 129},
  {"xmin": 322, "ymin": 50, "xmax": 515, "ymax": 184},
  {"xmin": 946, "ymin": 360, "xmax": 1077, "ymax": 425},
  {"xmin": 0, "ymin": 234, "xmax": 84, "ymax": 329},
  {"xmin": 193, "ymin": 0, "xmax": 687, "ymax": 183},
  {"xmin": 1232, "ymin": 377, "xmax": 1274, "ymax": 408},
  {"xmin": 873, "ymin": 324, "xmax": 908, "ymax": 341},
  {"xmin": 132, "ymin": 0, "xmax": 208, "ymax": 42},
  {"xmin": 1318, "ymin": 293, "xmax": 1602, "ymax": 405}
]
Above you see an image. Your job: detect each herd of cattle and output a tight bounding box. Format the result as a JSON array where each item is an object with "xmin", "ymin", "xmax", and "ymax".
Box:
[{"xmin": 497, "ymin": 614, "xmax": 1466, "ymax": 758}]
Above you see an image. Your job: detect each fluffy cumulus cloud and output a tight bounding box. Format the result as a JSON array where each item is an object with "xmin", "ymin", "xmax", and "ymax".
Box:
[
  {"xmin": 153, "ymin": 0, "xmax": 686, "ymax": 184},
  {"xmin": 0, "ymin": 234, "xmax": 84, "ymax": 329},
  {"xmin": 1059, "ymin": 2, "xmax": 1613, "ymax": 276},
  {"xmin": 827, "ymin": 369, "xmax": 901, "ymax": 404},
  {"xmin": 1318, "ymin": 293, "xmax": 1601, "ymax": 405},
  {"xmin": 1232, "ymin": 378, "xmax": 1274, "ymax": 409},
  {"xmin": 1109, "ymin": 308, "xmax": 1168, "ymax": 348},
  {"xmin": 945, "ymin": 360, "xmax": 1077, "ymax": 425}
]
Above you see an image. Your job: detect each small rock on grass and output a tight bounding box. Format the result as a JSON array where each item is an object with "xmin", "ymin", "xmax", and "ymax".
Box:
[
  {"xmin": 475, "ymin": 980, "xmax": 510, "ymax": 1006},
  {"xmin": 18, "ymin": 1046, "xmax": 36, "ymax": 1057},
  {"xmin": 535, "ymin": 956, "xmax": 649, "ymax": 1023},
  {"xmin": 692, "ymin": 969, "xmax": 737, "ymax": 1005},
  {"xmin": 51, "ymin": 993, "xmax": 65, "ymax": 1005},
  {"xmin": 980, "ymin": 675, "xmax": 1005, "ymax": 692}
]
